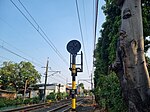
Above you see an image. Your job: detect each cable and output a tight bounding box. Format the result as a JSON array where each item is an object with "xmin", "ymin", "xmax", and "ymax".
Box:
[
  {"xmin": 82, "ymin": 0, "xmax": 88, "ymax": 42},
  {"xmin": 10, "ymin": 0, "xmax": 69, "ymax": 66},
  {"xmin": 57, "ymin": 74, "xmax": 66, "ymax": 80},
  {"xmin": 0, "ymin": 55, "xmax": 14, "ymax": 62},
  {"xmin": 0, "ymin": 45, "xmax": 42, "ymax": 68},
  {"xmin": 93, "ymin": 0, "xmax": 99, "ymax": 51},
  {"xmin": 0, "ymin": 38, "xmax": 43, "ymax": 66},
  {"xmin": 50, "ymin": 67, "xmax": 68, "ymax": 80},
  {"xmin": 17, "ymin": 0, "xmax": 68, "ymax": 66},
  {"xmin": 50, "ymin": 76, "xmax": 65, "ymax": 84},
  {"xmin": 92, "ymin": 0, "xmax": 99, "ymax": 67},
  {"xmin": 75, "ymin": 0, "xmax": 90, "ymax": 76},
  {"xmin": 92, "ymin": 0, "xmax": 99, "ymax": 89}
]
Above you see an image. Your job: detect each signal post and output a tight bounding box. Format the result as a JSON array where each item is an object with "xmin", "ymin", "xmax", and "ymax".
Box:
[
  {"xmin": 67, "ymin": 40, "xmax": 83, "ymax": 111},
  {"xmin": 72, "ymin": 54, "xmax": 76, "ymax": 110}
]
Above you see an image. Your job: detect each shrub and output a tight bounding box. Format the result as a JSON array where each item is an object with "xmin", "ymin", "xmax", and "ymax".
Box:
[
  {"xmin": 94, "ymin": 72, "xmax": 127, "ymax": 112},
  {"xmin": 46, "ymin": 92, "xmax": 56, "ymax": 101},
  {"xmin": 23, "ymin": 98, "xmax": 32, "ymax": 104},
  {"xmin": 32, "ymin": 97, "xmax": 40, "ymax": 104},
  {"xmin": 0, "ymin": 98, "xmax": 6, "ymax": 108},
  {"xmin": 4, "ymin": 98, "xmax": 15, "ymax": 106},
  {"xmin": 15, "ymin": 98, "xmax": 23, "ymax": 105},
  {"xmin": 62, "ymin": 92, "xmax": 69, "ymax": 99}
]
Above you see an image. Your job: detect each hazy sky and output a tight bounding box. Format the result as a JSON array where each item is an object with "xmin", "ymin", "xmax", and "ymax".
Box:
[{"xmin": 0, "ymin": 0, "xmax": 105, "ymax": 89}]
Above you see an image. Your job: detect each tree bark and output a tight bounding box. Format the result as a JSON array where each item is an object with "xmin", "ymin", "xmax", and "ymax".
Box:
[{"xmin": 114, "ymin": 0, "xmax": 150, "ymax": 111}]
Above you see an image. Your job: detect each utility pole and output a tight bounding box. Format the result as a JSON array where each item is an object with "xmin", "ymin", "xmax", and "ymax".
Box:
[
  {"xmin": 91, "ymin": 73, "xmax": 94, "ymax": 103},
  {"xmin": 23, "ymin": 78, "xmax": 28, "ymax": 101},
  {"xmin": 43, "ymin": 58, "xmax": 49, "ymax": 102}
]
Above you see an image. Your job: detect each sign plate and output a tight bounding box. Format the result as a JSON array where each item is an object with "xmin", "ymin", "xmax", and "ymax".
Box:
[{"xmin": 67, "ymin": 40, "xmax": 81, "ymax": 54}]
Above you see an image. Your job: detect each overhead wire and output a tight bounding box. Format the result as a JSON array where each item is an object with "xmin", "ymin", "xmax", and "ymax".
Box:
[
  {"xmin": 93, "ymin": 0, "xmax": 99, "ymax": 52},
  {"xmin": 0, "ymin": 38, "xmax": 43, "ymax": 66},
  {"xmin": 17, "ymin": 0, "xmax": 68, "ymax": 66},
  {"xmin": 82, "ymin": 0, "xmax": 88, "ymax": 42},
  {"xmin": 51, "ymin": 77, "xmax": 65, "ymax": 84},
  {"xmin": 50, "ymin": 67, "xmax": 67, "ymax": 81},
  {"xmin": 92, "ymin": 0, "xmax": 99, "ymax": 67},
  {"xmin": 75, "ymin": 0, "xmax": 90, "ymax": 77},
  {"xmin": 92, "ymin": 0, "xmax": 99, "ymax": 89},
  {"xmin": 0, "ymin": 55, "xmax": 14, "ymax": 63},
  {"xmin": 10, "ymin": 0, "xmax": 69, "ymax": 66},
  {"xmin": 0, "ymin": 44, "xmax": 42, "ymax": 68}
]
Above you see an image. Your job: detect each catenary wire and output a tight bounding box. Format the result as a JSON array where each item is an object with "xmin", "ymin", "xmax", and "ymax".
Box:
[
  {"xmin": 92, "ymin": 0, "xmax": 99, "ymax": 89},
  {"xmin": 93, "ymin": 0, "xmax": 99, "ymax": 52},
  {"xmin": 17, "ymin": 0, "xmax": 68, "ymax": 66},
  {"xmin": 0, "ymin": 44, "xmax": 42, "ymax": 68},
  {"xmin": 82, "ymin": 0, "xmax": 88, "ymax": 42},
  {"xmin": 92, "ymin": 0, "xmax": 99, "ymax": 67},
  {"xmin": 0, "ymin": 38, "xmax": 43, "ymax": 66},
  {"xmin": 18, "ymin": 0, "xmax": 66, "ymax": 64},
  {"xmin": 75, "ymin": 0, "xmax": 90, "ymax": 77},
  {"xmin": 10, "ymin": 0, "xmax": 69, "ymax": 66}
]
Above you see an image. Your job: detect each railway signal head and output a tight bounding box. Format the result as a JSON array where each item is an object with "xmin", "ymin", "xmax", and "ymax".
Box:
[{"xmin": 67, "ymin": 40, "xmax": 81, "ymax": 54}]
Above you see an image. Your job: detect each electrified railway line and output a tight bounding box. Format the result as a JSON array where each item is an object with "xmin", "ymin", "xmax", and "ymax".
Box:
[{"xmin": 2, "ymin": 98, "xmax": 84, "ymax": 112}]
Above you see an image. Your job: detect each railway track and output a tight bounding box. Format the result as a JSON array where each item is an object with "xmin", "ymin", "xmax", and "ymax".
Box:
[
  {"xmin": 1, "ymin": 98, "xmax": 84, "ymax": 112},
  {"xmin": 46, "ymin": 99, "xmax": 83, "ymax": 112},
  {"xmin": 1, "ymin": 102, "xmax": 50, "ymax": 112}
]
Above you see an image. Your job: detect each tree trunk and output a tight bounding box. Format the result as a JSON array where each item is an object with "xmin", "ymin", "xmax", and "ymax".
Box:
[{"xmin": 114, "ymin": 0, "xmax": 150, "ymax": 111}]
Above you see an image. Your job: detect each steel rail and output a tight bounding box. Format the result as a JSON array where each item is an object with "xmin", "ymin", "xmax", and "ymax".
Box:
[
  {"xmin": 1, "ymin": 102, "xmax": 50, "ymax": 112},
  {"xmin": 47, "ymin": 99, "xmax": 83, "ymax": 112},
  {"xmin": 1, "ymin": 97, "xmax": 84, "ymax": 112}
]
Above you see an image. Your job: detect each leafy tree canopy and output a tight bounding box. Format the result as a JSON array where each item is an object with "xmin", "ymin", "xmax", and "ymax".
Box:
[
  {"xmin": 0, "ymin": 61, "xmax": 41, "ymax": 92},
  {"xmin": 78, "ymin": 83, "xmax": 84, "ymax": 90},
  {"xmin": 94, "ymin": 0, "xmax": 150, "ymax": 110}
]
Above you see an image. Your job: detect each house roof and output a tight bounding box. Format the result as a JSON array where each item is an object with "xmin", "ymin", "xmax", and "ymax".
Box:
[{"xmin": 0, "ymin": 89, "xmax": 16, "ymax": 93}]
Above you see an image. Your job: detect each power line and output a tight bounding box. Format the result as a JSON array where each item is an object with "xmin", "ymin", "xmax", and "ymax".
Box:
[
  {"xmin": 92, "ymin": 0, "xmax": 99, "ymax": 90},
  {"xmin": 17, "ymin": 0, "xmax": 68, "ymax": 66},
  {"xmin": 92, "ymin": 0, "xmax": 99, "ymax": 67},
  {"xmin": 10, "ymin": 0, "xmax": 69, "ymax": 66},
  {"xmin": 0, "ymin": 44, "xmax": 42, "ymax": 68},
  {"xmin": 93, "ymin": 0, "xmax": 99, "ymax": 51},
  {"xmin": 82, "ymin": 0, "xmax": 88, "ymax": 42},
  {"xmin": 50, "ymin": 76, "xmax": 65, "ymax": 84},
  {"xmin": 75, "ymin": 0, "xmax": 90, "ymax": 77},
  {"xmin": 0, "ymin": 55, "xmax": 14, "ymax": 62},
  {"xmin": 57, "ymin": 74, "xmax": 66, "ymax": 80},
  {"xmin": 0, "ymin": 38, "xmax": 43, "ymax": 66}
]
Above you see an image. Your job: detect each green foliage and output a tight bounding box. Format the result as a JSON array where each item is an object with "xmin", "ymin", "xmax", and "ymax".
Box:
[
  {"xmin": 56, "ymin": 92, "xmax": 63, "ymax": 100},
  {"xmin": 0, "ymin": 97, "xmax": 40, "ymax": 109},
  {"xmin": 94, "ymin": 73, "xmax": 127, "ymax": 112},
  {"xmin": 56, "ymin": 92, "xmax": 68, "ymax": 100},
  {"xmin": 32, "ymin": 97, "xmax": 40, "ymax": 104},
  {"xmin": 145, "ymin": 56, "xmax": 150, "ymax": 73},
  {"xmin": 23, "ymin": 97, "xmax": 40, "ymax": 105},
  {"xmin": 62, "ymin": 92, "xmax": 69, "ymax": 98},
  {"xmin": 15, "ymin": 98, "xmax": 23, "ymax": 105},
  {"xmin": 0, "ymin": 98, "xmax": 22, "ymax": 108},
  {"xmin": 0, "ymin": 98, "xmax": 6, "ymax": 108},
  {"xmin": 0, "ymin": 61, "xmax": 41, "ymax": 92},
  {"xmin": 46, "ymin": 92, "xmax": 56, "ymax": 101},
  {"xmin": 94, "ymin": 0, "xmax": 150, "ymax": 111},
  {"xmin": 23, "ymin": 98, "xmax": 32, "ymax": 104},
  {"xmin": 78, "ymin": 83, "xmax": 84, "ymax": 90},
  {"xmin": 142, "ymin": 0, "xmax": 150, "ymax": 52}
]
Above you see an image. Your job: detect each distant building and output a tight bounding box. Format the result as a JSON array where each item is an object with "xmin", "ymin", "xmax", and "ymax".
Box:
[
  {"xmin": 30, "ymin": 83, "xmax": 66, "ymax": 99},
  {"xmin": 66, "ymin": 83, "xmax": 83, "ymax": 96},
  {"xmin": 0, "ymin": 89, "xmax": 16, "ymax": 99}
]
